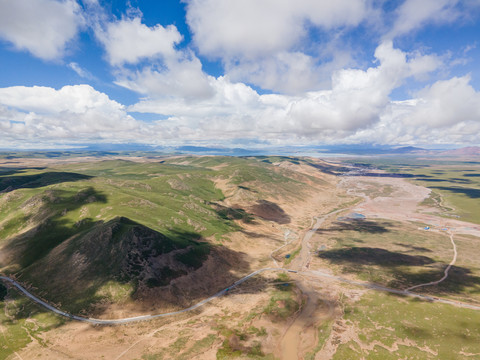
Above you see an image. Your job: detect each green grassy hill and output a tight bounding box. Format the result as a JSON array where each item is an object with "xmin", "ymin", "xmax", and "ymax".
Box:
[
  {"xmin": 0, "ymin": 156, "xmax": 330, "ymax": 315},
  {"xmin": 16, "ymin": 216, "xmax": 212, "ymax": 314}
]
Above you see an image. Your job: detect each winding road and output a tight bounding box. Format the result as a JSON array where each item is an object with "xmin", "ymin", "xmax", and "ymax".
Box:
[
  {"xmin": 1, "ymin": 168, "xmax": 479, "ymax": 325},
  {"xmin": 0, "ymin": 268, "xmax": 296, "ymax": 325},
  {"xmin": 270, "ymin": 229, "xmax": 294, "ymax": 267},
  {"xmin": 406, "ymin": 231, "xmax": 458, "ymax": 291},
  {"xmin": 1, "ymin": 216, "xmax": 479, "ymax": 326}
]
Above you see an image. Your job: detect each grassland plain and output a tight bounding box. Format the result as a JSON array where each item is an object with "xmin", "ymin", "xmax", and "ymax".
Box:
[
  {"xmin": 314, "ymin": 218, "xmax": 480, "ymax": 303},
  {"xmin": 331, "ymin": 291, "xmax": 480, "ymax": 359},
  {"xmin": 0, "ymin": 154, "xmax": 340, "ymax": 358},
  {"xmin": 348, "ymin": 157, "xmax": 480, "ymax": 224},
  {"xmin": 405, "ymin": 165, "xmax": 480, "ymax": 225},
  {"xmin": 306, "ymin": 157, "xmax": 480, "ymax": 359},
  {"xmin": 5, "ymin": 154, "xmax": 479, "ymax": 359}
]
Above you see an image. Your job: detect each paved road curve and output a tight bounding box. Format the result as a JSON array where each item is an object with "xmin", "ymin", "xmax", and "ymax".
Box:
[
  {"xmin": 2, "ymin": 261, "xmax": 480, "ymax": 325},
  {"xmin": 1, "ymin": 203, "xmax": 479, "ymax": 324},
  {"xmin": 0, "ymin": 268, "xmax": 297, "ymax": 325}
]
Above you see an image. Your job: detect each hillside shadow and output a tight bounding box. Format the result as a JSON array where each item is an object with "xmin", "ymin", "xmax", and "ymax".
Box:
[
  {"xmin": 0, "ymin": 171, "xmax": 92, "ymax": 193},
  {"xmin": 450, "ymin": 178, "xmax": 474, "ymax": 183},
  {"xmin": 307, "ymin": 162, "xmax": 350, "ymax": 175},
  {"xmin": 317, "ymin": 219, "xmax": 391, "ymax": 234},
  {"xmin": 377, "ymin": 164, "xmax": 430, "ymax": 169},
  {"xmin": 2, "ymin": 188, "xmax": 265, "ymax": 321},
  {"xmin": 249, "ymin": 200, "xmax": 291, "ymax": 224},
  {"xmin": 213, "ymin": 203, "xmax": 256, "ymax": 224},
  {"xmin": 358, "ymin": 172, "xmax": 418, "ymax": 178},
  {"xmin": 238, "ymin": 185, "xmax": 257, "ymax": 192},
  {"xmin": 430, "ymin": 186, "xmax": 480, "ymax": 199},
  {"xmin": 0, "ymin": 283, "xmax": 7, "ymax": 300},
  {"xmin": 239, "ymin": 229, "xmax": 267, "ymax": 238},
  {"xmin": 318, "ymin": 246, "xmax": 480, "ymax": 296},
  {"xmin": 418, "ymin": 178, "xmax": 472, "ymax": 184},
  {"xmin": 0, "ymin": 167, "xmax": 46, "ymax": 175},
  {"xmin": 393, "ymin": 243, "xmax": 433, "ymax": 253},
  {"xmin": 318, "ymin": 247, "xmax": 433, "ymax": 267},
  {"xmin": 392, "ymin": 265, "xmax": 480, "ymax": 295}
]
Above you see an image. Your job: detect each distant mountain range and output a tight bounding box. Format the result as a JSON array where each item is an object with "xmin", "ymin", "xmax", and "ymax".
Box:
[
  {"xmin": 170, "ymin": 145, "xmax": 480, "ymax": 157},
  {"xmin": 1, "ymin": 144, "xmax": 479, "ymax": 157},
  {"xmin": 387, "ymin": 145, "xmax": 480, "ymax": 156},
  {"xmin": 438, "ymin": 146, "xmax": 480, "ymax": 156}
]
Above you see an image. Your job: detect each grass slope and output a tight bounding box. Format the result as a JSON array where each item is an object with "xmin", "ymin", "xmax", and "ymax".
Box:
[{"xmin": 0, "ymin": 156, "xmax": 321, "ymax": 315}]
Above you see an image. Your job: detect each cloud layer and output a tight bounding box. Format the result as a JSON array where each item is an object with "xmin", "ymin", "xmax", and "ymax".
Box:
[
  {"xmin": 0, "ymin": 0, "xmax": 479, "ymax": 148},
  {"xmin": 186, "ymin": 0, "xmax": 369, "ymax": 58},
  {"xmin": 185, "ymin": 0, "xmax": 372, "ymax": 93}
]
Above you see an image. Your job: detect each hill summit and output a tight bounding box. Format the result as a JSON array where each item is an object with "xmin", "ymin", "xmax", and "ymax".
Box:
[{"xmin": 17, "ymin": 217, "xmax": 212, "ymax": 314}]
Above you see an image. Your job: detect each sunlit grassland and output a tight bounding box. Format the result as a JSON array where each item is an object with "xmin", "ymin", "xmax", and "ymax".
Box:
[
  {"xmin": 0, "ymin": 157, "xmax": 307, "ymax": 251},
  {"xmin": 0, "ymin": 156, "xmax": 318, "ymax": 315},
  {"xmin": 333, "ymin": 291, "xmax": 480, "ymax": 360},
  {"xmin": 140, "ymin": 276, "xmax": 290, "ymax": 359},
  {"xmin": 0, "ymin": 287, "xmax": 64, "ymax": 359},
  {"xmin": 348, "ymin": 158, "xmax": 480, "ymax": 224},
  {"xmin": 406, "ymin": 166, "xmax": 480, "ymax": 224},
  {"xmin": 305, "ymin": 318, "xmax": 333, "ymax": 360},
  {"xmin": 316, "ymin": 218, "xmax": 480, "ymax": 302},
  {"xmin": 262, "ymin": 273, "xmax": 299, "ymax": 320},
  {"xmin": 214, "ymin": 274, "xmax": 297, "ymax": 359}
]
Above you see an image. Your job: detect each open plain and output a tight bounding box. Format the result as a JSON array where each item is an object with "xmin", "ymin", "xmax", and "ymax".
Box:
[{"xmin": 1, "ymin": 154, "xmax": 479, "ymax": 359}]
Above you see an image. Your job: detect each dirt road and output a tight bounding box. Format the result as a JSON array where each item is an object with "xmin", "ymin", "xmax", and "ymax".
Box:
[
  {"xmin": 406, "ymin": 231, "xmax": 457, "ymax": 291},
  {"xmin": 278, "ymin": 209, "xmax": 346, "ymax": 359}
]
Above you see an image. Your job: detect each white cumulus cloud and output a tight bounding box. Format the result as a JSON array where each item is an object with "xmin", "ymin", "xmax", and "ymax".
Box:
[
  {"xmin": 93, "ymin": 15, "xmax": 215, "ymax": 101},
  {"xmin": 0, "ymin": 0, "xmax": 84, "ymax": 60},
  {"xmin": 98, "ymin": 17, "xmax": 183, "ymax": 66},
  {"xmin": 0, "ymin": 85, "xmax": 141, "ymax": 144},
  {"xmin": 390, "ymin": 0, "xmax": 459, "ymax": 38},
  {"xmin": 405, "ymin": 75, "xmax": 480, "ymax": 127},
  {"xmin": 344, "ymin": 76, "xmax": 480, "ymax": 145},
  {"xmin": 184, "ymin": 0, "xmax": 371, "ymax": 93},
  {"xmin": 388, "ymin": 0, "xmax": 480, "ymax": 39},
  {"xmin": 129, "ymin": 42, "xmax": 442, "ymax": 142},
  {"xmin": 185, "ymin": 0, "xmax": 369, "ymax": 58},
  {"xmin": 115, "ymin": 52, "xmax": 214, "ymax": 100}
]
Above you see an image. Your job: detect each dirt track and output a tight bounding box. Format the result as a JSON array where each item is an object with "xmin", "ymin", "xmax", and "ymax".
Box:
[
  {"xmin": 279, "ymin": 168, "xmax": 480, "ymax": 359},
  {"xmin": 406, "ymin": 230, "xmax": 457, "ymax": 291},
  {"xmin": 278, "ymin": 210, "xmax": 345, "ymax": 359}
]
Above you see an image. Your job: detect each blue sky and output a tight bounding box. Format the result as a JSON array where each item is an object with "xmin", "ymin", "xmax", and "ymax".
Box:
[{"xmin": 1, "ymin": 0, "xmax": 480, "ymax": 149}]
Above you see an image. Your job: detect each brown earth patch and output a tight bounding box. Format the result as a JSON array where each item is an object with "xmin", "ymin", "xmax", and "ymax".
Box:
[{"xmin": 249, "ymin": 200, "xmax": 291, "ymax": 224}]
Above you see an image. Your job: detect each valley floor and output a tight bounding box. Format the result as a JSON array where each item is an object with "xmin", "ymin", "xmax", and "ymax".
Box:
[{"xmin": 1, "ymin": 155, "xmax": 480, "ymax": 359}]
